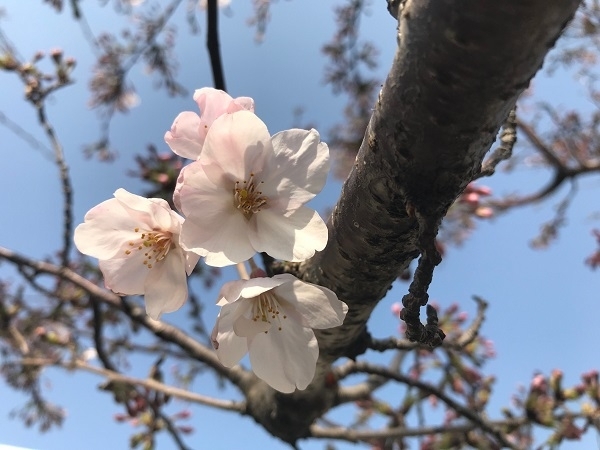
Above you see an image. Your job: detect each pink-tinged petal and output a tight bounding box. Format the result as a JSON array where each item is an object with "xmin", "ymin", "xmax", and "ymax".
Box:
[
  {"xmin": 262, "ymin": 129, "xmax": 329, "ymax": 210},
  {"xmin": 172, "ymin": 164, "xmax": 187, "ymax": 213},
  {"xmin": 250, "ymin": 206, "xmax": 328, "ymax": 262},
  {"xmin": 164, "ymin": 111, "xmax": 203, "ymax": 159},
  {"xmin": 74, "ymin": 198, "xmax": 141, "ymax": 260},
  {"xmin": 274, "ymin": 279, "xmax": 347, "ymax": 329},
  {"xmin": 229, "ymin": 96, "xmax": 255, "ymax": 113},
  {"xmin": 99, "ymin": 255, "xmax": 148, "ymax": 296},
  {"xmin": 193, "ymin": 88, "xmax": 234, "ymax": 123},
  {"xmin": 144, "ymin": 250, "xmax": 189, "ymax": 319},
  {"xmin": 212, "ymin": 302, "xmax": 249, "ymax": 367},
  {"xmin": 248, "ymin": 321, "xmax": 318, "ymax": 392},
  {"xmin": 200, "ymin": 111, "xmax": 272, "ymax": 182}
]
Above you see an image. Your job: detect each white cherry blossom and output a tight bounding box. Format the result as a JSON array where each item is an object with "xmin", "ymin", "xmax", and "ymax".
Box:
[
  {"xmin": 165, "ymin": 87, "xmax": 254, "ymax": 160},
  {"xmin": 210, "ymin": 273, "xmax": 347, "ymax": 393},
  {"xmin": 74, "ymin": 188, "xmax": 200, "ymax": 319},
  {"xmin": 177, "ymin": 110, "xmax": 330, "ymax": 267}
]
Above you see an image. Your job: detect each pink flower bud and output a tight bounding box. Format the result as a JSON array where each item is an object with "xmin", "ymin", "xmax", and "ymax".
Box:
[
  {"xmin": 463, "ymin": 192, "xmax": 480, "ymax": 205},
  {"xmin": 475, "ymin": 206, "xmax": 494, "ymax": 218}
]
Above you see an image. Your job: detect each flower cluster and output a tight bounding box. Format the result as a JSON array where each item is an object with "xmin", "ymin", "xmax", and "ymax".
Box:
[{"xmin": 74, "ymin": 88, "xmax": 347, "ymax": 392}]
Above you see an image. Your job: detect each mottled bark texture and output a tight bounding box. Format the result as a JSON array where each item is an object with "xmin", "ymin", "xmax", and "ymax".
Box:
[{"xmin": 243, "ymin": 0, "xmax": 581, "ymax": 444}]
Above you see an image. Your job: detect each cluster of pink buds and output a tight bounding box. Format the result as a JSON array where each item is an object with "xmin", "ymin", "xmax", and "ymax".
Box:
[{"xmin": 459, "ymin": 183, "xmax": 494, "ymax": 218}]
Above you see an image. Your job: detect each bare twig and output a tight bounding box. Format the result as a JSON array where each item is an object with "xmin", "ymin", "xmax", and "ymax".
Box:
[
  {"xmin": 35, "ymin": 102, "xmax": 73, "ymax": 269},
  {"xmin": 310, "ymin": 418, "xmax": 526, "ymax": 443},
  {"xmin": 340, "ymin": 361, "xmax": 519, "ymax": 449},
  {"xmin": 18, "ymin": 358, "xmax": 246, "ymax": 413},
  {"xmin": 0, "ymin": 110, "xmax": 54, "ymax": 160}
]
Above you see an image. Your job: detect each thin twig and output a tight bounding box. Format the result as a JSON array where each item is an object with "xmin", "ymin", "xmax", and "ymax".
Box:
[
  {"xmin": 18, "ymin": 358, "xmax": 246, "ymax": 413},
  {"xmin": 0, "ymin": 110, "xmax": 54, "ymax": 160},
  {"xmin": 310, "ymin": 418, "xmax": 526, "ymax": 443}
]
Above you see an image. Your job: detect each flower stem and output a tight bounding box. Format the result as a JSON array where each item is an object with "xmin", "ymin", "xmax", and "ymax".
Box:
[{"xmin": 236, "ymin": 262, "xmax": 249, "ymax": 280}]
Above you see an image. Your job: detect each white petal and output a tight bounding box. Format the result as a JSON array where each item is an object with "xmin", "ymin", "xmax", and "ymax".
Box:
[
  {"xmin": 274, "ymin": 279, "xmax": 347, "ymax": 329},
  {"xmin": 217, "ymin": 277, "xmax": 288, "ymax": 303},
  {"xmin": 74, "ymin": 198, "xmax": 142, "ymax": 260},
  {"xmin": 143, "ymin": 250, "xmax": 189, "ymax": 319},
  {"xmin": 248, "ymin": 321, "xmax": 318, "ymax": 393},
  {"xmin": 99, "ymin": 255, "xmax": 148, "ymax": 296},
  {"xmin": 250, "ymin": 206, "xmax": 328, "ymax": 262},
  {"xmin": 164, "ymin": 111, "xmax": 203, "ymax": 159},
  {"xmin": 200, "ymin": 111, "xmax": 272, "ymax": 183},
  {"xmin": 181, "ymin": 213, "xmax": 255, "ymax": 267},
  {"xmin": 212, "ymin": 302, "xmax": 249, "ymax": 367},
  {"xmin": 233, "ymin": 306, "xmax": 271, "ymax": 337},
  {"xmin": 262, "ymin": 129, "xmax": 330, "ymax": 211}
]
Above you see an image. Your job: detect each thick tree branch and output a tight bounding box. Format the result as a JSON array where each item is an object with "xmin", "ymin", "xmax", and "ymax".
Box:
[{"xmin": 246, "ymin": 0, "xmax": 580, "ymax": 443}]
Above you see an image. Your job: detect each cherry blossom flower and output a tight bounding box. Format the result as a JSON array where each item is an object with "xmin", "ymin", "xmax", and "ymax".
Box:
[
  {"xmin": 177, "ymin": 110, "xmax": 329, "ymax": 267},
  {"xmin": 210, "ymin": 273, "xmax": 347, "ymax": 392},
  {"xmin": 74, "ymin": 188, "xmax": 200, "ymax": 319},
  {"xmin": 165, "ymin": 87, "xmax": 254, "ymax": 160}
]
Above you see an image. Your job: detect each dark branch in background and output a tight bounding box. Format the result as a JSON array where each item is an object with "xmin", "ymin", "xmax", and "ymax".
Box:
[{"xmin": 206, "ymin": 0, "xmax": 226, "ymax": 91}]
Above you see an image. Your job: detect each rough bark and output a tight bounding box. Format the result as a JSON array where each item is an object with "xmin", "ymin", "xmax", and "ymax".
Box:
[{"xmin": 243, "ymin": 0, "xmax": 581, "ymax": 444}]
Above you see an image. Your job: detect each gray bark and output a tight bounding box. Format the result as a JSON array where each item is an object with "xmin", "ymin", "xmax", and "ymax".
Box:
[{"xmin": 242, "ymin": 0, "xmax": 581, "ymax": 444}]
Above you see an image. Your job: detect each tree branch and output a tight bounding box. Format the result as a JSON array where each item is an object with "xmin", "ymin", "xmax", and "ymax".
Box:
[
  {"xmin": 206, "ymin": 0, "xmax": 226, "ymax": 91},
  {"xmin": 247, "ymin": 0, "xmax": 580, "ymax": 442},
  {"xmin": 0, "ymin": 246, "xmax": 253, "ymax": 391},
  {"xmin": 340, "ymin": 361, "xmax": 519, "ymax": 449},
  {"xmin": 18, "ymin": 358, "xmax": 246, "ymax": 413}
]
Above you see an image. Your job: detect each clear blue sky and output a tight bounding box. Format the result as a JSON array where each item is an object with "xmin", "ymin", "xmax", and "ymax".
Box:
[{"xmin": 1, "ymin": 1, "xmax": 599, "ymax": 449}]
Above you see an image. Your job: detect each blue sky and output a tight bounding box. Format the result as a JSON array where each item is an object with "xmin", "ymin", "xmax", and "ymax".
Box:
[{"xmin": 1, "ymin": 1, "xmax": 599, "ymax": 449}]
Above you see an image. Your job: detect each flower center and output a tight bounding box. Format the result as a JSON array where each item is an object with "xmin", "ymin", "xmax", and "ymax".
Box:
[
  {"xmin": 252, "ymin": 291, "xmax": 287, "ymax": 332},
  {"xmin": 123, "ymin": 227, "xmax": 174, "ymax": 269},
  {"xmin": 233, "ymin": 173, "xmax": 267, "ymax": 218}
]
